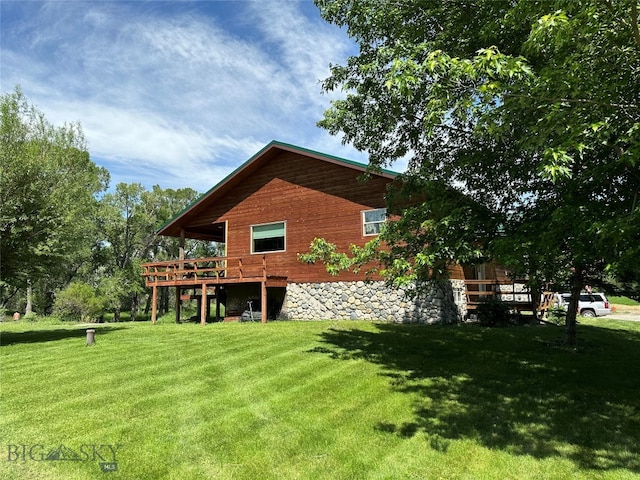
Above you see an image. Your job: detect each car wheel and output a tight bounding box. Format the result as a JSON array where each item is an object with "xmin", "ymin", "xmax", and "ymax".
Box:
[{"xmin": 580, "ymin": 309, "xmax": 596, "ymax": 318}]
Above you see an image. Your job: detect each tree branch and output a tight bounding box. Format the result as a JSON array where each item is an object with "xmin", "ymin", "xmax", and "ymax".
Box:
[
  {"xmin": 1, "ymin": 287, "xmax": 20, "ymax": 308},
  {"xmin": 504, "ymin": 93, "xmax": 640, "ymax": 112},
  {"xmin": 604, "ymin": 0, "xmax": 640, "ymax": 49},
  {"xmin": 632, "ymin": 1, "xmax": 640, "ymax": 49}
]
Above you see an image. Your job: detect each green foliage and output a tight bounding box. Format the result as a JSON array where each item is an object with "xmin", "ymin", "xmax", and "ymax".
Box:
[
  {"xmin": 0, "ymin": 87, "xmax": 108, "ymax": 299},
  {"xmin": 547, "ymin": 306, "xmax": 568, "ymax": 326},
  {"xmin": 53, "ymin": 281, "xmax": 106, "ymax": 322},
  {"xmin": 0, "ymin": 89, "xmax": 213, "ymax": 321},
  {"xmin": 96, "ymin": 182, "xmax": 206, "ymax": 319},
  {"xmin": 22, "ymin": 311, "xmax": 38, "ymax": 322},
  {"xmin": 298, "ymin": 237, "xmax": 379, "ymax": 277},
  {"xmin": 314, "ymin": 0, "xmax": 640, "ymax": 344},
  {"xmin": 380, "ymin": 179, "xmax": 492, "ymax": 283},
  {"xmin": 475, "ymin": 297, "xmax": 513, "ymax": 327}
]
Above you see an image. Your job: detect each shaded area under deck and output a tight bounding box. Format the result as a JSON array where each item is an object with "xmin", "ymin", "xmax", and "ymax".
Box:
[{"xmin": 141, "ymin": 255, "xmax": 287, "ymax": 324}]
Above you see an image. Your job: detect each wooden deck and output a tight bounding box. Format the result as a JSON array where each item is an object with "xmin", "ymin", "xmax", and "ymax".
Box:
[
  {"xmin": 465, "ymin": 279, "xmax": 553, "ymax": 314},
  {"xmin": 141, "ymin": 255, "xmax": 287, "ymax": 324},
  {"xmin": 142, "ymin": 255, "xmax": 287, "ymax": 288},
  {"xmin": 142, "ymin": 259, "xmax": 551, "ymax": 323}
]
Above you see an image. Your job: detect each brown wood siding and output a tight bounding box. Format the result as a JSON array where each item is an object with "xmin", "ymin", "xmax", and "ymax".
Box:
[
  {"xmin": 184, "ymin": 151, "xmax": 391, "ymax": 283},
  {"xmin": 447, "ymin": 264, "xmax": 465, "ymax": 280}
]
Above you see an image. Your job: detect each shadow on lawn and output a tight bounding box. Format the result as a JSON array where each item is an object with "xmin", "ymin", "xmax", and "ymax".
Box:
[
  {"xmin": 312, "ymin": 323, "xmax": 640, "ymax": 473},
  {"xmin": 0, "ymin": 325, "xmax": 127, "ymax": 346}
]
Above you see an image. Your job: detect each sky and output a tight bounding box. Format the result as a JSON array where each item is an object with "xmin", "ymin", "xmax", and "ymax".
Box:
[{"xmin": 1, "ymin": 0, "xmax": 388, "ymax": 193}]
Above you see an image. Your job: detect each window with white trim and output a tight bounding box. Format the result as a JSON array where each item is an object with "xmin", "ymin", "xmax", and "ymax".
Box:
[
  {"xmin": 251, "ymin": 222, "xmax": 285, "ymax": 253},
  {"xmin": 362, "ymin": 208, "xmax": 386, "ymax": 236}
]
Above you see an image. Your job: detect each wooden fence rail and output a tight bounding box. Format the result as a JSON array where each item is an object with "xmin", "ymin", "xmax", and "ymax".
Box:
[
  {"xmin": 141, "ymin": 255, "xmax": 268, "ymax": 286},
  {"xmin": 464, "ymin": 279, "xmax": 554, "ymax": 314}
]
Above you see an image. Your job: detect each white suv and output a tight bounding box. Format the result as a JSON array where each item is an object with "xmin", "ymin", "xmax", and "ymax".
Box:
[{"xmin": 556, "ymin": 293, "xmax": 612, "ymax": 317}]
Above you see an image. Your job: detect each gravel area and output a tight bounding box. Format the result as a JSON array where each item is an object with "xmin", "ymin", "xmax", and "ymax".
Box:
[{"xmin": 609, "ymin": 305, "xmax": 640, "ymax": 322}]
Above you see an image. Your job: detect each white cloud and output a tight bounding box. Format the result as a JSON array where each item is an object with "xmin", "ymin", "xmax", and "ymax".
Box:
[{"xmin": 1, "ymin": 1, "xmax": 368, "ymax": 192}]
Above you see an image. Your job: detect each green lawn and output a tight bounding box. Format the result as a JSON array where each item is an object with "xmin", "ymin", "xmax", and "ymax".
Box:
[
  {"xmin": 609, "ymin": 296, "xmax": 640, "ymax": 306},
  {"xmin": 1, "ymin": 319, "xmax": 639, "ymax": 479}
]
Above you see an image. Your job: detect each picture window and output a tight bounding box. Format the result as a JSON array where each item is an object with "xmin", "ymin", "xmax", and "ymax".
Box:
[{"xmin": 252, "ymin": 222, "xmax": 285, "ymax": 253}]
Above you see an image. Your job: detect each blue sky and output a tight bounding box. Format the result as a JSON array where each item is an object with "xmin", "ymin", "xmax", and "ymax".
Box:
[{"xmin": 1, "ymin": 0, "xmax": 385, "ymax": 193}]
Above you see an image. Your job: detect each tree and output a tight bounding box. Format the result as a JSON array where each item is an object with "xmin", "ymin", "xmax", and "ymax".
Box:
[
  {"xmin": 313, "ymin": 0, "xmax": 640, "ymax": 344},
  {"xmin": 0, "ymin": 87, "xmax": 108, "ymax": 311},
  {"xmin": 54, "ymin": 281, "xmax": 106, "ymax": 323},
  {"xmin": 97, "ymin": 183, "xmax": 213, "ymax": 320},
  {"xmin": 98, "ymin": 183, "xmax": 152, "ymax": 321}
]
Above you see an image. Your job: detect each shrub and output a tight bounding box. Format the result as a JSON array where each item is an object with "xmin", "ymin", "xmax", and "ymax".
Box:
[
  {"xmin": 547, "ymin": 306, "xmax": 567, "ymax": 326},
  {"xmin": 54, "ymin": 282, "xmax": 106, "ymax": 322},
  {"xmin": 476, "ymin": 297, "xmax": 513, "ymax": 327}
]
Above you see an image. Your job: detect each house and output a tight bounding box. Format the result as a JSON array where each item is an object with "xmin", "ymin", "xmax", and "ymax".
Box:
[{"xmin": 141, "ymin": 141, "xmax": 531, "ymax": 324}]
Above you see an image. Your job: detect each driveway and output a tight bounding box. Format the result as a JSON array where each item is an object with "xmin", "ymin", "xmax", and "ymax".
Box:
[
  {"xmin": 608, "ymin": 313, "xmax": 640, "ymax": 322},
  {"xmin": 609, "ymin": 305, "xmax": 640, "ymax": 322}
]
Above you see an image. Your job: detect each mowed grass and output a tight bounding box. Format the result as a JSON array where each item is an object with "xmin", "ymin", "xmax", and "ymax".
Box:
[
  {"xmin": 1, "ymin": 319, "xmax": 639, "ymax": 480},
  {"xmin": 609, "ymin": 296, "xmax": 640, "ymax": 307}
]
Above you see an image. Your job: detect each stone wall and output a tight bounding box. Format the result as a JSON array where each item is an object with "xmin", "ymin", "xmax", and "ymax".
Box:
[{"xmin": 280, "ymin": 279, "xmax": 466, "ymax": 324}]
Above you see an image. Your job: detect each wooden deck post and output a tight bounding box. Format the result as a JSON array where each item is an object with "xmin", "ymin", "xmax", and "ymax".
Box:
[
  {"xmin": 175, "ymin": 287, "xmax": 181, "ymax": 323},
  {"xmin": 151, "ymin": 285, "xmax": 158, "ymax": 324},
  {"xmin": 261, "ymin": 255, "xmax": 268, "ymax": 323},
  {"xmin": 176, "ymin": 231, "xmax": 186, "ymax": 324},
  {"xmin": 179, "ymin": 230, "xmax": 185, "ymax": 261},
  {"xmin": 215, "ymin": 285, "xmax": 221, "ymax": 321},
  {"xmin": 261, "ymin": 281, "xmax": 267, "ymax": 323},
  {"xmin": 201, "ymin": 283, "xmax": 207, "ymax": 325}
]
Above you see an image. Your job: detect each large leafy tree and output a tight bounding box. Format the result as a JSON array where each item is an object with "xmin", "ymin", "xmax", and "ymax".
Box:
[
  {"xmin": 313, "ymin": 0, "xmax": 640, "ymax": 344},
  {"xmin": 98, "ymin": 183, "xmax": 149, "ymax": 321},
  {"xmin": 97, "ymin": 183, "xmax": 216, "ymax": 320},
  {"xmin": 0, "ymin": 87, "xmax": 108, "ymax": 310}
]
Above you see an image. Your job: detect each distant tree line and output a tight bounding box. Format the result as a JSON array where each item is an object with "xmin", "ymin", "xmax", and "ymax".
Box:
[{"xmin": 1, "ymin": 87, "xmax": 219, "ymax": 321}]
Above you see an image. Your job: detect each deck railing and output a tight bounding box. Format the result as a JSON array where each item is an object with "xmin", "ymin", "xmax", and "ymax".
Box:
[
  {"xmin": 464, "ymin": 279, "xmax": 554, "ymax": 313},
  {"xmin": 141, "ymin": 255, "xmax": 269, "ymax": 286}
]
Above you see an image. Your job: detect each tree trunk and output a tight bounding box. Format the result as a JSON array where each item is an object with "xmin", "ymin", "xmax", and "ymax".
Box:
[
  {"xmin": 530, "ymin": 284, "xmax": 541, "ymax": 322},
  {"xmin": 25, "ymin": 279, "xmax": 33, "ymax": 315},
  {"xmin": 44, "ymin": 289, "xmax": 55, "ymax": 315},
  {"xmin": 564, "ymin": 282, "xmax": 582, "ymax": 346},
  {"xmin": 1, "ymin": 287, "xmax": 19, "ymax": 309},
  {"xmin": 130, "ymin": 295, "xmax": 137, "ymax": 322},
  {"xmin": 144, "ymin": 293, "xmax": 152, "ymax": 315}
]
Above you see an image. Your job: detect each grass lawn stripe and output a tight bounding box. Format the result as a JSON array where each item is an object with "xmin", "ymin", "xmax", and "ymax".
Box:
[{"xmin": 2, "ymin": 320, "xmax": 640, "ymax": 479}]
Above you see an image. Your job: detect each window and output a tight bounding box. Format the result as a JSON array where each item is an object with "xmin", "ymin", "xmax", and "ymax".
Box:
[
  {"xmin": 363, "ymin": 208, "xmax": 386, "ymax": 236},
  {"xmin": 252, "ymin": 222, "xmax": 285, "ymax": 253}
]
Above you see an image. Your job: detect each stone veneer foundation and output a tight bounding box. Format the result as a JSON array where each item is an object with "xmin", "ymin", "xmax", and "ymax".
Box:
[{"xmin": 279, "ymin": 279, "xmax": 466, "ymax": 324}]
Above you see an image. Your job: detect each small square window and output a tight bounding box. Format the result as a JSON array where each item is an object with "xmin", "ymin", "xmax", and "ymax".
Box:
[
  {"xmin": 363, "ymin": 208, "xmax": 386, "ymax": 236},
  {"xmin": 252, "ymin": 222, "xmax": 285, "ymax": 253}
]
